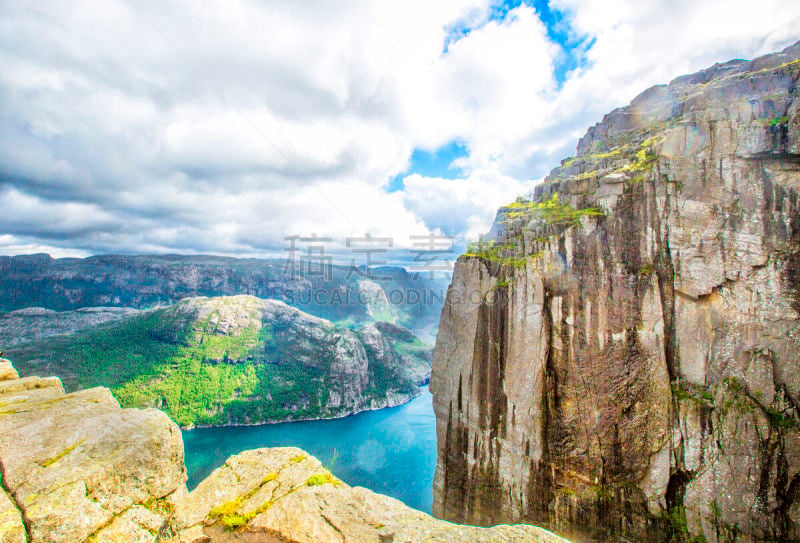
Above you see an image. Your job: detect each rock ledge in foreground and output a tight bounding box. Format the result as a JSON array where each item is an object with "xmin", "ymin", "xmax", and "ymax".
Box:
[{"xmin": 0, "ymin": 359, "xmax": 566, "ymax": 543}]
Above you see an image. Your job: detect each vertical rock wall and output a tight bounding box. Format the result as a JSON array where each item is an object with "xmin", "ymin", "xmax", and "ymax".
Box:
[{"xmin": 431, "ymin": 42, "xmax": 800, "ymax": 542}]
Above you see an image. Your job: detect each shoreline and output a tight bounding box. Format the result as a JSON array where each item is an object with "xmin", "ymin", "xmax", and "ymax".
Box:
[{"xmin": 181, "ymin": 386, "xmax": 427, "ymax": 431}]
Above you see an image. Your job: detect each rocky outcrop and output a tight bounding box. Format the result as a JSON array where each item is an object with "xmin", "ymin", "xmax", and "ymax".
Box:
[
  {"xmin": 0, "ymin": 359, "xmax": 186, "ymax": 543},
  {"xmin": 0, "ymin": 359, "xmax": 565, "ymax": 543},
  {"xmin": 431, "ymin": 42, "xmax": 800, "ymax": 541},
  {"xmin": 7, "ymin": 296, "xmax": 432, "ymax": 428},
  {"xmin": 168, "ymin": 447, "xmax": 565, "ymax": 543},
  {"xmin": 0, "ymin": 254, "xmax": 446, "ymax": 332}
]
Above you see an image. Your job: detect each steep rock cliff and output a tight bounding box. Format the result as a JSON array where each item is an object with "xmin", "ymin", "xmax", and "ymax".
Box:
[
  {"xmin": 431, "ymin": 42, "xmax": 800, "ymax": 541},
  {"xmin": 0, "ymin": 359, "xmax": 565, "ymax": 543}
]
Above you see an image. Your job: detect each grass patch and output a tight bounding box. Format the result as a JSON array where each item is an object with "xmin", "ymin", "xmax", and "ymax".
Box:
[
  {"xmin": 671, "ymin": 380, "xmax": 714, "ymax": 408},
  {"xmin": 562, "ymin": 146, "xmax": 626, "ymax": 168},
  {"xmin": 38, "ymin": 439, "xmax": 85, "ymax": 467},
  {"xmin": 219, "ymin": 511, "xmax": 256, "ymax": 529},
  {"xmin": 753, "ymin": 116, "xmax": 790, "ymax": 127},
  {"xmin": 208, "ymin": 471, "xmax": 280, "ymax": 530},
  {"xmin": 500, "ymin": 194, "xmax": 604, "ymax": 226},
  {"xmin": 306, "ymin": 471, "xmax": 341, "ymax": 487},
  {"xmin": 638, "ymin": 263, "xmax": 655, "ymax": 276}
]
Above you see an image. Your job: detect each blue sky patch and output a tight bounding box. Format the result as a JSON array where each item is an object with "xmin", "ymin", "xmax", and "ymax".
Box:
[
  {"xmin": 388, "ymin": 140, "xmax": 469, "ymax": 192},
  {"xmin": 443, "ymin": 0, "xmax": 594, "ymax": 85}
]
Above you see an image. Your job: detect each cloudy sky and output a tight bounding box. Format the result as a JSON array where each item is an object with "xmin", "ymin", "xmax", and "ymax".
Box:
[{"xmin": 1, "ymin": 0, "xmax": 798, "ymax": 262}]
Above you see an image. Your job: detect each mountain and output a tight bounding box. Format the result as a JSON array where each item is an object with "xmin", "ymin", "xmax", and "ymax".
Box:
[
  {"xmin": 431, "ymin": 42, "xmax": 800, "ymax": 541},
  {"xmin": 0, "ymin": 306, "xmax": 139, "ymax": 347},
  {"xmin": 0, "ymin": 253, "xmax": 448, "ymax": 339},
  {"xmin": 6, "ymin": 295, "xmax": 432, "ymax": 428},
  {"xmin": 0, "ymin": 358, "xmax": 565, "ymax": 543}
]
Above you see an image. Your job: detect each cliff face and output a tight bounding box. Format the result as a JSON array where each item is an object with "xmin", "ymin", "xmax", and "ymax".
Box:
[
  {"xmin": 6, "ymin": 296, "xmax": 431, "ymax": 428},
  {"xmin": 0, "ymin": 359, "xmax": 565, "ymax": 543},
  {"xmin": 431, "ymin": 43, "xmax": 800, "ymax": 541}
]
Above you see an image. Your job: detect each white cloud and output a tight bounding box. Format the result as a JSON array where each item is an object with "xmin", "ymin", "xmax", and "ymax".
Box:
[
  {"xmin": 0, "ymin": 0, "xmax": 798, "ymax": 260},
  {"xmin": 401, "ymin": 169, "xmax": 530, "ymax": 241}
]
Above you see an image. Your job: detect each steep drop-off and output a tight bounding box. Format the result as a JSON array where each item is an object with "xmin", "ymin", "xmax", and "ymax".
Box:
[
  {"xmin": 0, "ymin": 358, "xmax": 565, "ymax": 543},
  {"xmin": 7, "ymin": 295, "xmax": 431, "ymax": 427},
  {"xmin": 431, "ymin": 42, "xmax": 800, "ymax": 541}
]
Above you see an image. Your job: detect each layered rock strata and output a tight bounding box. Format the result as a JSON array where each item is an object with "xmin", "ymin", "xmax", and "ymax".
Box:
[{"xmin": 431, "ymin": 42, "xmax": 800, "ymax": 541}]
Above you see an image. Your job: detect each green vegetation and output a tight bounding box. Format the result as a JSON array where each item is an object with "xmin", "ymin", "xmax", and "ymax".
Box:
[
  {"xmin": 209, "ymin": 497, "xmax": 251, "ymax": 527},
  {"xmin": 638, "ymin": 263, "xmax": 655, "ymax": 276},
  {"xmin": 8, "ymin": 298, "xmax": 430, "ymax": 428},
  {"xmin": 671, "ymin": 380, "xmax": 714, "ymax": 408},
  {"xmin": 549, "ymin": 130, "xmax": 665, "ymax": 186},
  {"xmin": 719, "ymin": 377, "xmax": 756, "ymax": 415},
  {"xmin": 678, "ymin": 375, "xmax": 799, "ymax": 432},
  {"xmin": 207, "ymin": 454, "xmax": 346, "ymax": 531},
  {"xmin": 462, "ymin": 239, "xmax": 534, "ymax": 288},
  {"xmin": 461, "ymin": 193, "xmax": 601, "ymax": 287},
  {"xmin": 306, "ymin": 471, "xmax": 341, "ymax": 486},
  {"xmin": 38, "ymin": 439, "xmax": 85, "ymax": 467},
  {"xmin": 753, "ymin": 115, "xmax": 790, "ymax": 127},
  {"xmin": 619, "ymin": 135, "xmax": 661, "ymax": 173},
  {"xmin": 503, "ymin": 194, "xmax": 604, "ymax": 226},
  {"xmin": 208, "ymin": 472, "xmax": 278, "ymax": 529},
  {"xmin": 562, "ymin": 146, "xmax": 625, "ymax": 168},
  {"xmin": 764, "ymin": 406, "xmax": 797, "ymax": 429},
  {"xmin": 387, "ymin": 335, "xmax": 430, "ymax": 360}
]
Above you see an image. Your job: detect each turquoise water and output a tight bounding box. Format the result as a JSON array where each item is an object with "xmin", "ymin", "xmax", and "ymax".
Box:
[{"xmin": 182, "ymin": 386, "xmax": 437, "ymax": 513}]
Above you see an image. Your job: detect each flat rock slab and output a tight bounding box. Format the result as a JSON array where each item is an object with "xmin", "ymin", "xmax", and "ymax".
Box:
[
  {"xmin": 0, "ymin": 371, "xmax": 187, "ymax": 543},
  {"xmin": 172, "ymin": 447, "xmax": 567, "ymax": 543}
]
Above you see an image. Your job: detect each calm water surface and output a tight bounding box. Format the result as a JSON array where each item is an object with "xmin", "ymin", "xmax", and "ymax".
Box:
[{"xmin": 183, "ymin": 386, "xmax": 437, "ymax": 513}]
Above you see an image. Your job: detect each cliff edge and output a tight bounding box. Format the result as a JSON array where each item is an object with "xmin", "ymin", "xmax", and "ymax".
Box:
[
  {"xmin": 0, "ymin": 358, "xmax": 564, "ymax": 543},
  {"xmin": 431, "ymin": 42, "xmax": 800, "ymax": 541}
]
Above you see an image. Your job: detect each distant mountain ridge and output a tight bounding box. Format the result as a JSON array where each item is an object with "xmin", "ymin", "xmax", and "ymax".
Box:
[{"xmin": 0, "ymin": 253, "xmax": 448, "ymax": 335}]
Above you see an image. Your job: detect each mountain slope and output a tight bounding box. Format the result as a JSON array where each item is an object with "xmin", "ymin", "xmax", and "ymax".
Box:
[
  {"xmin": 8, "ymin": 295, "xmax": 432, "ymax": 428},
  {"xmin": 431, "ymin": 42, "xmax": 800, "ymax": 541},
  {"xmin": 0, "ymin": 253, "xmax": 448, "ymax": 336},
  {"xmin": 0, "ymin": 306, "xmax": 139, "ymax": 347}
]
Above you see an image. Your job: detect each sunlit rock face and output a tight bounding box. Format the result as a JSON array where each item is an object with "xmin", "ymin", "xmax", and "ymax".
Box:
[
  {"xmin": 0, "ymin": 358, "xmax": 186, "ymax": 543},
  {"xmin": 431, "ymin": 41, "xmax": 800, "ymax": 541},
  {"xmin": 0, "ymin": 359, "xmax": 566, "ymax": 543}
]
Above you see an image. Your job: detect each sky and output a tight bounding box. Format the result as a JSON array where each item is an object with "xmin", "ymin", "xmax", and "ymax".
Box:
[{"xmin": 0, "ymin": 0, "xmax": 798, "ymax": 263}]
